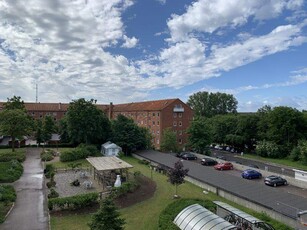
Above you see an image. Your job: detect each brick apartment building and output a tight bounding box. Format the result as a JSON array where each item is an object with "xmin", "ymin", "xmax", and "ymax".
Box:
[{"xmin": 0, "ymin": 98, "xmax": 193, "ymax": 149}]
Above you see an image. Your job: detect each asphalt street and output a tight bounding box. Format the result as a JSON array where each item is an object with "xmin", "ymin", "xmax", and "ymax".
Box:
[
  {"xmin": 0, "ymin": 148, "xmax": 49, "ymax": 230},
  {"xmin": 210, "ymin": 149, "xmax": 295, "ymax": 177},
  {"xmin": 137, "ymin": 150, "xmax": 307, "ymax": 222}
]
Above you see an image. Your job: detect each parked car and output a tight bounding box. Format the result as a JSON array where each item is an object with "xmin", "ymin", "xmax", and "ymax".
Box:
[
  {"xmin": 176, "ymin": 152, "xmax": 188, "ymax": 158},
  {"xmin": 181, "ymin": 153, "xmax": 197, "ymax": 160},
  {"xmin": 214, "ymin": 162, "xmax": 233, "ymax": 170},
  {"xmin": 264, "ymin": 175, "xmax": 288, "ymax": 187},
  {"xmin": 242, "ymin": 169, "xmax": 262, "ymax": 179},
  {"xmin": 201, "ymin": 158, "xmax": 218, "ymax": 166}
]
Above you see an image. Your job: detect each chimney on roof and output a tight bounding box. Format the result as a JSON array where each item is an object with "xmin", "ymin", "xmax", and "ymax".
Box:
[{"xmin": 108, "ymin": 102, "xmax": 113, "ymax": 120}]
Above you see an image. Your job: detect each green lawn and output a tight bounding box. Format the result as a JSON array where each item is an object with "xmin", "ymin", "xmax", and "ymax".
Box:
[
  {"xmin": 50, "ymin": 156, "xmax": 291, "ymax": 230},
  {"xmin": 242, "ymin": 153, "xmax": 307, "ymax": 171}
]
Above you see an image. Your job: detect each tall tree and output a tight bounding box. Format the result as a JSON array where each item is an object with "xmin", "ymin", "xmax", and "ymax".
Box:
[
  {"xmin": 160, "ymin": 128, "xmax": 178, "ymax": 153},
  {"xmin": 0, "ymin": 109, "xmax": 33, "ymax": 152},
  {"xmin": 58, "ymin": 117, "xmax": 70, "ymax": 143},
  {"xmin": 168, "ymin": 160, "xmax": 189, "ymax": 197},
  {"xmin": 187, "ymin": 91, "xmax": 238, "ymax": 117},
  {"xmin": 112, "ymin": 115, "xmax": 151, "ymax": 154},
  {"xmin": 89, "ymin": 197, "xmax": 125, "ymax": 230},
  {"xmin": 3, "ymin": 96, "xmax": 25, "ymax": 110},
  {"xmin": 36, "ymin": 116, "xmax": 57, "ymax": 146},
  {"xmin": 66, "ymin": 98, "xmax": 111, "ymax": 145},
  {"xmin": 187, "ymin": 117, "xmax": 212, "ymax": 154}
]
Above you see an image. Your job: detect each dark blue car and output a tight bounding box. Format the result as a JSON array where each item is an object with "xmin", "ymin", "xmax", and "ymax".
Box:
[{"xmin": 242, "ymin": 169, "xmax": 262, "ymax": 179}]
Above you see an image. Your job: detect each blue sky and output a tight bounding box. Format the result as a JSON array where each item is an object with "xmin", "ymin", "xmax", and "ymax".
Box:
[{"xmin": 0, "ymin": 0, "xmax": 306, "ymax": 111}]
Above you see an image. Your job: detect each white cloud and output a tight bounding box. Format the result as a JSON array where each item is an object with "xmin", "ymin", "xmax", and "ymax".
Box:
[
  {"xmin": 122, "ymin": 35, "xmax": 138, "ymax": 48},
  {"xmin": 156, "ymin": 0, "xmax": 166, "ymax": 5},
  {"xmin": 167, "ymin": 0, "xmax": 304, "ymax": 42}
]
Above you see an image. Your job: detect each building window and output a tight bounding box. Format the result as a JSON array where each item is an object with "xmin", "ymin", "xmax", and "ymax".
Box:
[
  {"xmin": 179, "ymin": 138, "xmax": 182, "ymax": 144},
  {"xmin": 153, "ymin": 112, "xmax": 155, "ymax": 116},
  {"xmin": 173, "ymin": 113, "xmax": 177, "ymax": 118},
  {"xmin": 179, "ymin": 130, "xmax": 182, "ymax": 135},
  {"xmin": 179, "ymin": 113, "xmax": 182, "ymax": 118},
  {"xmin": 179, "ymin": 121, "xmax": 182, "ymax": 126},
  {"xmin": 157, "ymin": 121, "xmax": 160, "ymax": 125},
  {"xmin": 157, "ymin": 112, "xmax": 160, "ymax": 117},
  {"xmin": 152, "ymin": 121, "xmax": 155, "ymax": 125},
  {"xmin": 157, "ymin": 130, "xmax": 160, "ymax": 134},
  {"xmin": 173, "ymin": 121, "xmax": 177, "ymax": 126}
]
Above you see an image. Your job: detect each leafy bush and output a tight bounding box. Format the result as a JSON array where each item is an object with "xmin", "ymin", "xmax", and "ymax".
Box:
[
  {"xmin": 110, "ymin": 181, "xmax": 140, "ymax": 199},
  {"xmin": 159, "ymin": 199, "xmax": 215, "ymax": 230},
  {"xmin": 0, "ymin": 160, "xmax": 23, "ymax": 183},
  {"xmin": 46, "ymin": 180, "xmax": 56, "ymax": 188},
  {"xmin": 0, "ymin": 150, "xmax": 26, "ymax": 162},
  {"xmin": 41, "ymin": 151, "xmax": 54, "ymax": 161},
  {"xmin": 48, "ymin": 188, "xmax": 59, "ymax": 199},
  {"xmin": 0, "ymin": 185, "xmax": 16, "ymax": 202},
  {"xmin": 256, "ymin": 141, "xmax": 280, "ymax": 158},
  {"xmin": 44, "ymin": 164, "xmax": 55, "ymax": 179},
  {"xmin": 48, "ymin": 192, "xmax": 99, "ymax": 211},
  {"xmin": 60, "ymin": 144, "xmax": 100, "ymax": 162},
  {"xmin": 290, "ymin": 147, "xmax": 301, "ymax": 161}
]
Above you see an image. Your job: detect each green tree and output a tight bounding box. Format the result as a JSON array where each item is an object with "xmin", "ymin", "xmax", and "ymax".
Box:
[
  {"xmin": 236, "ymin": 114, "xmax": 259, "ymax": 151},
  {"xmin": 187, "ymin": 117, "xmax": 212, "ymax": 154},
  {"xmin": 266, "ymin": 107, "xmax": 305, "ymax": 157},
  {"xmin": 58, "ymin": 117, "xmax": 70, "ymax": 143},
  {"xmin": 112, "ymin": 115, "xmax": 151, "ymax": 154},
  {"xmin": 3, "ymin": 96, "xmax": 25, "ymax": 110},
  {"xmin": 168, "ymin": 160, "xmax": 189, "ymax": 197},
  {"xmin": 160, "ymin": 128, "xmax": 178, "ymax": 152},
  {"xmin": 66, "ymin": 98, "xmax": 111, "ymax": 145},
  {"xmin": 209, "ymin": 114, "xmax": 237, "ymax": 145},
  {"xmin": 35, "ymin": 116, "xmax": 56, "ymax": 146},
  {"xmin": 187, "ymin": 91, "xmax": 238, "ymax": 117},
  {"xmin": 89, "ymin": 197, "xmax": 125, "ymax": 230},
  {"xmin": 0, "ymin": 109, "xmax": 33, "ymax": 152}
]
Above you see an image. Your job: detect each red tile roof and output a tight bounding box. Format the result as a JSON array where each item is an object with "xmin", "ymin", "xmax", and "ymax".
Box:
[{"xmin": 112, "ymin": 98, "xmax": 178, "ymax": 112}]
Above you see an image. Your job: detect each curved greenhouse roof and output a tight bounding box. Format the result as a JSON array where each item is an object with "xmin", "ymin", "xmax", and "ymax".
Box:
[{"xmin": 174, "ymin": 204, "xmax": 236, "ymax": 230}]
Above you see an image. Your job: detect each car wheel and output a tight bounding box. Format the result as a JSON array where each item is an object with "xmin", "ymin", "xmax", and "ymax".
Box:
[
  {"xmin": 248, "ymin": 176, "xmax": 251, "ymax": 179},
  {"xmin": 274, "ymin": 183, "xmax": 277, "ymax": 187},
  {"xmin": 220, "ymin": 168, "xmax": 223, "ymax": 171}
]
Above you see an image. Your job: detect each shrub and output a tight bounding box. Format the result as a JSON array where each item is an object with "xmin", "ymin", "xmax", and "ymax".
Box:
[
  {"xmin": 0, "ymin": 160, "xmax": 23, "ymax": 183},
  {"xmin": 159, "ymin": 199, "xmax": 215, "ymax": 230},
  {"xmin": 110, "ymin": 181, "xmax": 140, "ymax": 199},
  {"xmin": 60, "ymin": 144, "xmax": 100, "ymax": 162},
  {"xmin": 0, "ymin": 185, "xmax": 16, "ymax": 202},
  {"xmin": 256, "ymin": 141, "xmax": 280, "ymax": 158},
  {"xmin": 290, "ymin": 147, "xmax": 301, "ymax": 161},
  {"xmin": 41, "ymin": 151, "xmax": 54, "ymax": 161},
  {"xmin": 46, "ymin": 180, "xmax": 56, "ymax": 188},
  {"xmin": 44, "ymin": 164, "xmax": 55, "ymax": 179},
  {"xmin": 0, "ymin": 151, "xmax": 26, "ymax": 162},
  {"xmin": 48, "ymin": 192, "xmax": 99, "ymax": 211},
  {"xmin": 48, "ymin": 188, "xmax": 59, "ymax": 199}
]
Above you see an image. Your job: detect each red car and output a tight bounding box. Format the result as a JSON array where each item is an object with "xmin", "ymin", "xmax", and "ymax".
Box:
[{"xmin": 214, "ymin": 162, "xmax": 233, "ymax": 170}]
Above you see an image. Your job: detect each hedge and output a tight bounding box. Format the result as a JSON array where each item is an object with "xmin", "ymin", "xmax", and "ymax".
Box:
[
  {"xmin": 48, "ymin": 192, "xmax": 99, "ymax": 211},
  {"xmin": 0, "ymin": 185, "xmax": 16, "ymax": 202},
  {"xmin": 0, "ymin": 150, "xmax": 26, "ymax": 162},
  {"xmin": 159, "ymin": 199, "xmax": 215, "ymax": 230},
  {"xmin": 0, "ymin": 160, "xmax": 23, "ymax": 183},
  {"xmin": 60, "ymin": 144, "xmax": 100, "ymax": 162}
]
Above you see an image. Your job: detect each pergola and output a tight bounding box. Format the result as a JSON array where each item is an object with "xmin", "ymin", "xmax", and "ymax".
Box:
[{"xmin": 86, "ymin": 156, "xmax": 133, "ymax": 189}]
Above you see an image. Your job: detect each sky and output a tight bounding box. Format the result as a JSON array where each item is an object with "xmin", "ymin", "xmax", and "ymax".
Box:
[{"xmin": 0, "ymin": 0, "xmax": 306, "ymax": 112}]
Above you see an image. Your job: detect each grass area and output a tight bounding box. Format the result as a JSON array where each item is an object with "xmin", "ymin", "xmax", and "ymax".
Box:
[
  {"xmin": 47, "ymin": 159, "xmax": 90, "ymax": 169},
  {"xmin": 0, "ymin": 161, "xmax": 23, "ymax": 183},
  {"xmin": 50, "ymin": 156, "xmax": 291, "ymax": 230},
  {"xmin": 242, "ymin": 153, "xmax": 307, "ymax": 171}
]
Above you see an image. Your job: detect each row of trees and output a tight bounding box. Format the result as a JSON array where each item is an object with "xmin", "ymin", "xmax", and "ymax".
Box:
[
  {"xmin": 187, "ymin": 92, "xmax": 307, "ymax": 163},
  {"xmin": 0, "ymin": 97, "xmax": 151, "ymax": 154}
]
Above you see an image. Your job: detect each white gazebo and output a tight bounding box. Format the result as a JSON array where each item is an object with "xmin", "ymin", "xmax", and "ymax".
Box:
[
  {"xmin": 101, "ymin": 141, "xmax": 122, "ymax": 157},
  {"xmin": 86, "ymin": 156, "xmax": 133, "ymax": 189}
]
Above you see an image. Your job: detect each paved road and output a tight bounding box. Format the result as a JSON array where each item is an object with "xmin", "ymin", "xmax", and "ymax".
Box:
[
  {"xmin": 0, "ymin": 148, "xmax": 49, "ymax": 230},
  {"xmin": 137, "ymin": 150, "xmax": 307, "ymax": 223},
  {"xmin": 210, "ymin": 150, "xmax": 295, "ymax": 177}
]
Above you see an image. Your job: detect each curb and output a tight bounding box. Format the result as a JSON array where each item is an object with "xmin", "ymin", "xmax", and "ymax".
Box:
[{"xmin": 4, "ymin": 202, "xmax": 15, "ymax": 219}]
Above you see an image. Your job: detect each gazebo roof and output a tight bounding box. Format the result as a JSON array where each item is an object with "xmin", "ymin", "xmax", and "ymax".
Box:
[{"xmin": 86, "ymin": 156, "xmax": 133, "ymax": 171}]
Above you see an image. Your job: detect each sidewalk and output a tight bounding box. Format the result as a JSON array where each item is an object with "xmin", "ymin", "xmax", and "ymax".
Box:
[{"xmin": 0, "ymin": 148, "xmax": 49, "ymax": 230}]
